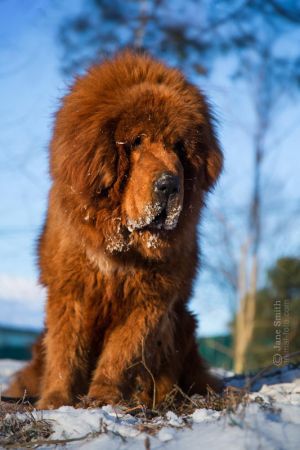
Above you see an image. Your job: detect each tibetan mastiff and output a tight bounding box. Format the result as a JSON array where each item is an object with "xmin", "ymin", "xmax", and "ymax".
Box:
[{"xmin": 6, "ymin": 51, "xmax": 223, "ymax": 409}]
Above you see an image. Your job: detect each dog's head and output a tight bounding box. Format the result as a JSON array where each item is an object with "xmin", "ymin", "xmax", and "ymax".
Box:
[{"xmin": 50, "ymin": 52, "xmax": 223, "ymax": 262}]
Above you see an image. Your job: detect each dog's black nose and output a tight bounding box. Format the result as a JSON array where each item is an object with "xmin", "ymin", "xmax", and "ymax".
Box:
[{"xmin": 154, "ymin": 173, "xmax": 180, "ymax": 200}]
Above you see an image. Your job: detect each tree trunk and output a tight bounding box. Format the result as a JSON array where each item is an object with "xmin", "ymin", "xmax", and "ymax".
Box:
[
  {"xmin": 234, "ymin": 125, "xmax": 263, "ymax": 373},
  {"xmin": 234, "ymin": 253, "xmax": 257, "ymax": 373}
]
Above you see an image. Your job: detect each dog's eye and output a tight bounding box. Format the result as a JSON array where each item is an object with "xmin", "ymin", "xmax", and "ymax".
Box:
[
  {"xmin": 132, "ymin": 136, "xmax": 142, "ymax": 148},
  {"xmin": 174, "ymin": 140, "xmax": 184, "ymax": 154}
]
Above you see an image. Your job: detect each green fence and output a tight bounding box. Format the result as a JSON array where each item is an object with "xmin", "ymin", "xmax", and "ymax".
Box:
[
  {"xmin": 0, "ymin": 326, "xmax": 39, "ymax": 360},
  {"xmin": 198, "ymin": 335, "xmax": 233, "ymax": 370}
]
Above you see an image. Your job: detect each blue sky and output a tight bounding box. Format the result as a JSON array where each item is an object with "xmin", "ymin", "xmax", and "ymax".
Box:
[{"xmin": 0, "ymin": 0, "xmax": 299, "ymax": 335}]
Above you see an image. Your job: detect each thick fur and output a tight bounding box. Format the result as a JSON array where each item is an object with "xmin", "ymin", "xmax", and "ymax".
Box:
[{"xmin": 6, "ymin": 51, "xmax": 223, "ymax": 409}]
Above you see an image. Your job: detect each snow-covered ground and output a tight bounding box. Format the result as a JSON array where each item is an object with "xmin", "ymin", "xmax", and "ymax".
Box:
[{"xmin": 1, "ymin": 360, "xmax": 300, "ymax": 449}]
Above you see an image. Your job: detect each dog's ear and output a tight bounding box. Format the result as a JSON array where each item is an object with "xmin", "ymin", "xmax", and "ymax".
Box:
[
  {"xmin": 204, "ymin": 131, "xmax": 223, "ymax": 190},
  {"xmin": 187, "ymin": 90, "xmax": 223, "ymax": 190},
  {"xmin": 50, "ymin": 112, "xmax": 117, "ymax": 197},
  {"xmin": 190, "ymin": 122, "xmax": 223, "ymax": 191},
  {"xmin": 199, "ymin": 100, "xmax": 223, "ymax": 191}
]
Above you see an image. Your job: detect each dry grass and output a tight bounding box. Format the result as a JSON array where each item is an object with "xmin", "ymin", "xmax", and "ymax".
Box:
[
  {"xmin": 0, "ymin": 403, "xmax": 118, "ymax": 449},
  {"xmin": 0, "ymin": 386, "xmax": 270, "ymax": 447},
  {"xmin": 0, "ymin": 385, "xmax": 266, "ymax": 448},
  {"xmin": 0, "ymin": 400, "xmax": 52, "ymax": 448},
  {"xmin": 117, "ymin": 383, "xmax": 248, "ymax": 423},
  {"xmin": 3, "ymin": 360, "xmax": 297, "ymax": 447}
]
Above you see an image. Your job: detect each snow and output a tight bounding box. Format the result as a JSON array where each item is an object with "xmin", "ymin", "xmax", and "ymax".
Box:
[
  {"xmin": 0, "ymin": 359, "xmax": 24, "ymax": 391},
  {"xmin": 192, "ymin": 408, "xmax": 220, "ymax": 422},
  {"xmin": 1, "ymin": 361, "xmax": 300, "ymax": 449},
  {"xmin": 127, "ymin": 202, "xmax": 163, "ymax": 232}
]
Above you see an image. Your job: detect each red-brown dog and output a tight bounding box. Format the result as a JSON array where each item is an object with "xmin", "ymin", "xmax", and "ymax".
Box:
[{"xmin": 6, "ymin": 51, "xmax": 223, "ymax": 409}]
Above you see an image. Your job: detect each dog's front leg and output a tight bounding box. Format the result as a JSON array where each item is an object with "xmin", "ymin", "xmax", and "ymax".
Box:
[
  {"xmin": 37, "ymin": 293, "xmax": 88, "ymax": 409},
  {"xmin": 87, "ymin": 302, "xmax": 167, "ymax": 406}
]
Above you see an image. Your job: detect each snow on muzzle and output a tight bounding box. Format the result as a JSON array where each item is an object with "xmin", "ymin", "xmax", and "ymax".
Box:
[
  {"xmin": 127, "ymin": 173, "xmax": 183, "ymax": 232},
  {"xmin": 127, "ymin": 199, "xmax": 183, "ymax": 232}
]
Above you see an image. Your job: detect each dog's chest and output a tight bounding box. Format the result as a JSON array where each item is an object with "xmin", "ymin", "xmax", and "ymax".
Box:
[
  {"xmin": 86, "ymin": 248, "xmax": 119, "ymax": 275},
  {"xmin": 80, "ymin": 263, "xmax": 132, "ymax": 332}
]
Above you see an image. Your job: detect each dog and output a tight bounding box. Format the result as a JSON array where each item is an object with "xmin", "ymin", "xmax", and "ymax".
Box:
[{"xmin": 6, "ymin": 51, "xmax": 223, "ymax": 409}]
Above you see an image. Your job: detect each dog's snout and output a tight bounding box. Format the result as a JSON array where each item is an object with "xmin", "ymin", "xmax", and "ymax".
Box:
[{"xmin": 154, "ymin": 173, "xmax": 180, "ymax": 199}]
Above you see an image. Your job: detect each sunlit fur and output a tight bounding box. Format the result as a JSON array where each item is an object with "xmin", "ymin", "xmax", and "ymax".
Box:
[{"xmin": 6, "ymin": 51, "xmax": 223, "ymax": 409}]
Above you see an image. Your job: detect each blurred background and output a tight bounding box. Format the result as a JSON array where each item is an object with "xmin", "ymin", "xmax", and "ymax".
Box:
[{"xmin": 0, "ymin": 0, "xmax": 299, "ymax": 373}]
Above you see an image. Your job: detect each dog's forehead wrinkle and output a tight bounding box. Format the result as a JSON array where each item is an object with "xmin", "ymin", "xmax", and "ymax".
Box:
[{"xmin": 116, "ymin": 110, "xmax": 194, "ymax": 145}]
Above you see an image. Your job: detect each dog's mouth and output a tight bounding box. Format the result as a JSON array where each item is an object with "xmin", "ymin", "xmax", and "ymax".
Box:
[
  {"xmin": 146, "ymin": 203, "xmax": 182, "ymax": 231},
  {"xmin": 147, "ymin": 208, "xmax": 168, "ymax": 230},
  {"xmin": 127, "ymin": 197, "xmax": 182, "ymax": 232}
]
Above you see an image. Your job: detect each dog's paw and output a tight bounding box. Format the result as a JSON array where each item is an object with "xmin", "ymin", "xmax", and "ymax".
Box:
[
  {"xmin": 76, "ymin": 395, "xmax": 106, "ymax": 409},
  {"xmin": 205, "ymin": 374, "xmax": 225, "ymax": 394},
  {"xmin": 83, "ymin": 383, "xmax": 122, "ymax": 407},
  {"xmin": 37, "ymin": 391, "xmax": 71, "ymax": 410}
]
